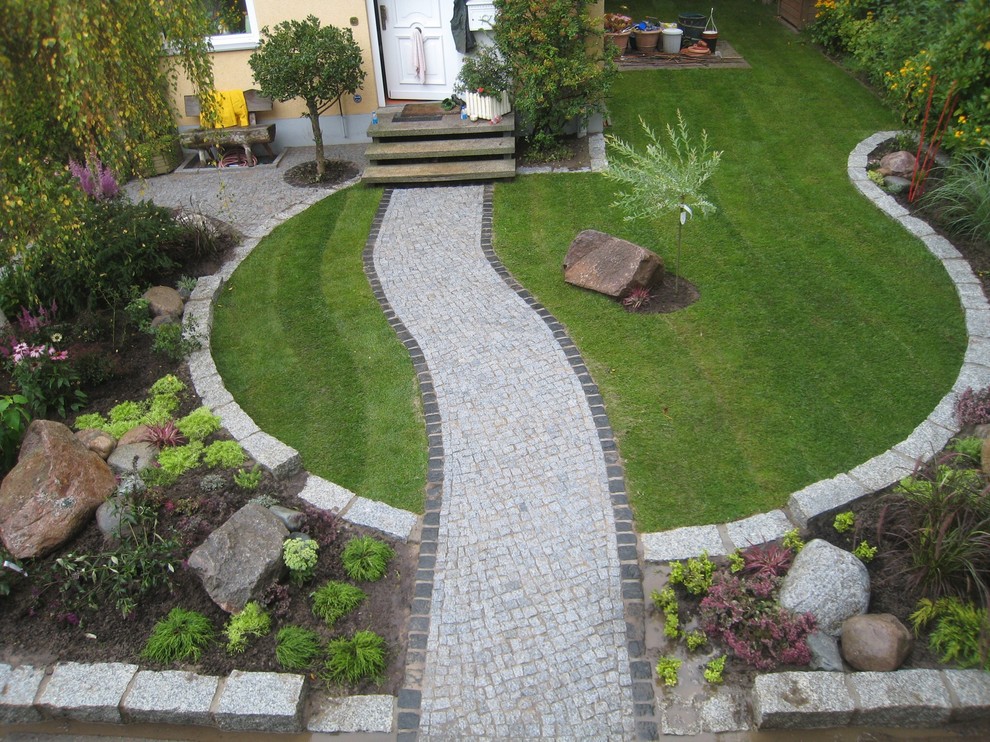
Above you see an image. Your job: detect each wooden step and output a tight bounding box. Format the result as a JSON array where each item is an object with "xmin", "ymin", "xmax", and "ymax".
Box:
[
  {"xmin": 366, "ymin": 137, "xmax": 515, "ymax": 162},
  {"xmin": 362, "ymin": 159, "xmax": 516, "ymax": 185}
]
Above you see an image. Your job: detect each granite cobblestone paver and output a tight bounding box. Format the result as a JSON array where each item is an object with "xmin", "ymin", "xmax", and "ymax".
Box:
[{"xmin": 374, "ymin": 185, "xmax": 638, "ymax": 738}]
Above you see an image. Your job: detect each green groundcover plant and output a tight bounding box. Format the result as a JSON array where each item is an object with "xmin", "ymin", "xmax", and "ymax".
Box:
[
  {"xmin": 322, "ymin": 630, "xmax": 387, "ymax": 685},
  {"xmin": 142, "ymin": 607, "xmax": 214, "ymax": 663},
  {"xmin": 311, "ymin": 580, "xmax": 366, "ymax": 627},
  {"xmin": 341, "ymin": 536, "xmax": 395, "ymax": 582}
]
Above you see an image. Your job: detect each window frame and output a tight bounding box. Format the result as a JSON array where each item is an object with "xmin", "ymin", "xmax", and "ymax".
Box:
[{"xmin": 208, "ymin": 0, "xmax": 260, "ymax": 52}]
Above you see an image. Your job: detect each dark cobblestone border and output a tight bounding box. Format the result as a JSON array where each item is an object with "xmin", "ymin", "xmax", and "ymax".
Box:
[
  {"xmin": 361, "ymin": 187, "xmax": 441, "ymax": 741},
  {"xmin": 477, "ymin": 183, "xmax": 659, "ymax": 740}
]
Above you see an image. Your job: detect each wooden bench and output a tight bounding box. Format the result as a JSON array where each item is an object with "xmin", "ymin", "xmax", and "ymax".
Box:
[{"xmin": 180, "ymin": 89, "xmax": 276, "ymax": 166}]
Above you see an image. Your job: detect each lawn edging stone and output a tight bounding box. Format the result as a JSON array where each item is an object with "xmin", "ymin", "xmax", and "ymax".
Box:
[{"xmin": 644, "ymin": 131, "xmax": 990, "ymax": 732}]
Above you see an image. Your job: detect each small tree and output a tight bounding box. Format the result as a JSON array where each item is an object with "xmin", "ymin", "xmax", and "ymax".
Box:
[
  {"xmin": 249, "ymin": 16, "xmax": 366, "ymax": 180},
  {"xmin": 604, "ymin": 112, "xmax": 723, "ymax": 292}
]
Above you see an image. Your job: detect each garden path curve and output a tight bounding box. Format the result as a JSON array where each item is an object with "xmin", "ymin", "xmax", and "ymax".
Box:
[{"xmin": 370, "ymin": 184, "xmax": 650, "ymax": 739}]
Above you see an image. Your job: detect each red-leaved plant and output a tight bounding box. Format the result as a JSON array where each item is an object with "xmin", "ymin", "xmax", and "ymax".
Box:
[
  {"xmin": 741, "ymin": 543, "xmax": 794, "ymax": 578},
  {"xmin": 699, "ymin": 572, "xmax": 816, "ymax": 670},
  {"xmin": 142, "ymin": 421, "xmax": 187, "ymax": 448},
  {"xmin": 622, "ymin": 286, "xmax": 653, "ymax": 311}
]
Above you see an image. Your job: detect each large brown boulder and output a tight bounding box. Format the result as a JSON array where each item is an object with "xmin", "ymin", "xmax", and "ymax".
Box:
[
  {"xmin": 142, "ymin": 286, "xmax": 184, "ymax": 323},
  {"xmin": 878, "ymin": 150, "xmax": 916, "ymax": 178},
  {"xmin": 841, "ymin": 613, "xmax": 913, "ymax": 671},
  {"xmin": 187, "ymin": 504, "xmax": 288, "ymax": 613},
  {"xmin": 563, "ymin": 230, "xmax": 664, "ymax": 298},
  {"xmin": 0, "ymin": 420, "xmax": 117, "ymax": 558}
]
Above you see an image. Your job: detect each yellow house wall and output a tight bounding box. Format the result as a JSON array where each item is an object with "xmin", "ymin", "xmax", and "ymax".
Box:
[{"xmin": 172, "ymin": 0, "xmax": 378, "ymax": 127}]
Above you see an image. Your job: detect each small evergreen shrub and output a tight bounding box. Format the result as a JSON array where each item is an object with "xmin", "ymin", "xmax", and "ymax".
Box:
[
  {"xmin": 668, "ymin": 551, "xmax": 715, "ymax": 595},
  {"xmin": 703, "ymin": 655, "xmax": 726, "ymax": 684},
  {"xmin": 947, "ymin": 436, "xmax": 984, "ymax": 462},
  {"xmin": 156, "ymin": 441, "xmax": 204, "ymax": 478},
  {"xmin": 141, "ymin": 607, "xmax": 213, "ymax": 663},
  {"xmin": 275, "ymin": 625, "xmax": 323, "ymax": 670},
  {"xmin": 655, "ymin": 656, "xmax": 681, "ymax": 686},
  {"xmin": 685, "ymin": 629, "xmax": 708, "ymax": 652},
  {"xmin": 833, "ymin": 511, "xmax": 856, "ymax": 533},
  {"xmin": 852, "ymin": 540, "xmax": 878, "ymax": 563},
  {"xmin": 782, "ymin": 529, "xmax": 805, "ymax": 553},
  {"xmin": 311, "ymin": 580, "xmax": 366, "ymax": 627},
  {"xmin": 341, "ymin": 536, "xmax": 395, "ymax": 582},
  {"xmin": 224, "ymin": 601, "xmax": 271, "ymax": 653},
  {"xmin": 234, "ymin": 465, "xmax": 263, "ymax": 490},
  {"xmin": 177, "ymin": 406, "xmax": 221, "ymax": 442},
  {"xmin": 910, "ymin": 597, "xmax": 990, "ymax": 669},
  {"xmin": 203, "ymin": 440, "xmax": 246, "ymax": 469},
  {"xmin": 322, "ymin": 630, "xmax": 387, "ymax": 685},
  {"xmin": 651, "ymin": 587, "xmax": 680, "ymax": 639}
]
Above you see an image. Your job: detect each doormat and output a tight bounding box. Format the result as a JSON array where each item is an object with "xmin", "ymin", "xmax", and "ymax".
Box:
[
  {"xmin": 392, "ymin": 102, "xmax": 447, "ymax": 122},
  {"xmin": 616, "ymin": 40, "xmax": 749, "ymax": 70}
]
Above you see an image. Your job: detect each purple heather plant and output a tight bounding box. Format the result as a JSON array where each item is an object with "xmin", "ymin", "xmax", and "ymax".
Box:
[
  {"xmin": 700, "ymin": 572, "xmax": 816, "ymax": 670},
  {"xmin": 954, "ymin": 386, "xmax": 990, "ymax": 427}
]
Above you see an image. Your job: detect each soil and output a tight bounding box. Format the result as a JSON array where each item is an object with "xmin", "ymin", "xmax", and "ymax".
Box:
[
  {"xmin": 282, "ymin": 159, "xmax": 360, "ymax": 188},
  {"xmin": 517, "ymin": 133, "xmax": 592, "ymax": 171},
  {"xmin": 0, "ymin": 235, "xmax": 414, "ymax": 696},
  {"xmin": 620, "ymin": 273, "xmax": 700, "ymax": 314}
]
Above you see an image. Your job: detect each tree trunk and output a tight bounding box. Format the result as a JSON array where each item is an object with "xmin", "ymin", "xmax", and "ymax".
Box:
[{"xmin": 306, "ymin": 99, "xmax": 326, "ymax": 179}]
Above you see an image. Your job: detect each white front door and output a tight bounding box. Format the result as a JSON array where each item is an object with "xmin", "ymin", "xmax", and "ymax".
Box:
[{"xmin": 377, "ymin": 0, "xmax": 462, "ymax": 100}]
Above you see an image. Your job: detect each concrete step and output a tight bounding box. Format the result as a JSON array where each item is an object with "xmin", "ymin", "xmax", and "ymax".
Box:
[
  {"xmin": 362, "ymin": 159, "xmax": 515, "ymax": 185},
  {"xmin": 368, "ymin": 110, "xmax": 515, "ymax": 139},
  {"xmin": 366, "ymin": 136, "xmax": 515, "ymax": 162}
]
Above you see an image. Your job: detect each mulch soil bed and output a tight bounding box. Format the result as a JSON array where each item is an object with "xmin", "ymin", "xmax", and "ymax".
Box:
[{"xmin": 0, "ymin": 230, "xmax": 412, "ymax": 696}]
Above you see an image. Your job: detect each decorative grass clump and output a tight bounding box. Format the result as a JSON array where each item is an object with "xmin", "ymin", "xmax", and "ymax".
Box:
[
  {"xmin": 141, "ymin": 607, "xmax": 213, "ymax": 663},
  {"xmin": 341, "ymin": 536, "xmax": 395, "ymax": 582},
  {"xmin": 322, "ymin": 630, "xmax": 387, "ymax": 685},
  {"xmin": 275, "ymin": 625, "xmax": 323, "ymax": 670},
  {"xmin": 311, "ymin": 580, "xmax": 366, "ymax": 627}
]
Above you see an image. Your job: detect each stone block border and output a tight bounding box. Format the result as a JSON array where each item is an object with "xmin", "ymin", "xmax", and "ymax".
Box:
[{"xmin": 643, "ymin": 131, "xmax": 990, "ymax": 730}]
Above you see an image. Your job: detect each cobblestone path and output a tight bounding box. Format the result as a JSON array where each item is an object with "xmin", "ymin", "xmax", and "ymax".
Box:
[{"xmin": 374, "ymin": 185, "xmax": 637, "ymax": 738}]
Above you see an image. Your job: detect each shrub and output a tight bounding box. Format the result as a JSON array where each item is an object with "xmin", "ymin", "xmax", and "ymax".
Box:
[
  {"xmin": 852, "ymin": 540, "xmax": 878, "ymax": 563},
  {"xmin": 833, "ymin": 511, "xmax": 856, "ymax": 534},
  {"xmin": 203, "ymin": 440, "xmax": 245, "ymax": 469},
  {"xmin": 881, "ymin": 462, "xmax": 990, "ymax": 605},
  {"xmin": 150, "ymin": 374, "xmax": 186, "ymax": 398},
  {"xmin": 275, "ymin": 626, "xmax": 323, "ymax": 670},
  {"xmin": 341, "ymin": 536, "xmax": 395, "ymax": 582},
  {"xmin": 910, "ymin": 597, "xmax": 990, "ymax": 669},
  {"xmin": 948, "ymin": 436, "xmax": 985, "ymax": 463},
  {"xmin": 668, "ymin": 551, "xmax": 715, "ymax": 596},
  {"xmin": 493, "ymin": 0, "xmax": 613, "ymax": 158},
  {"xmin": 225, "ymin": 601, "xmax": 271, "ymax": 653},
  {"xmin": 652, "ymin": 587, "xmax": 681, "ymax": 639},
  {"xmin": 455, "ymin": 45, "xmax": 511, "ymax": 96},
  {"xmin": 703, "ymin": 655, "xmax": 726, "ymax": 684},
  {"xmin": 0, "ymin": 394, "xmax": 31, "ymax": 474},
  {"xmin": 700, "ymin": 572, "xmax": 816, "ymax": 670},
  {"xmin": 142, "ymin": 607, "xmax": 213, "ymax": 663},
  {"xmin": 45, "ymin": 499, "xmax": 179, "ymax": 617},
  {"xmin": 655, "ymin": 656, "xmax": 681, "ymax": 687},
  {"xmin": 177, "ymin": 407, "xmax": 221, "ymax": 442},
  {"xmin": 685, "ymin": 629, "xmax": 708, "ymax": 652},
  {"xmin": 782, "ymin": 529, "xmax": 805, "ymax": 553},
  {"xmin": 234, "ymin": 465, "xmax": 263, "ymax": 490},
  {"xmin": 311, "ymin": 580, "xmax": 366, "ymax": 627},
  {"xmin": 156, "ymin": 441, "xmax": 204, "ymax": 478},
  {"xmin": 322, "ymin": 630, "xmax": 387, "ymax": 685},
  {"xmin": 283, "ymin": 538, "xmax": 319, "ymax": 586}
]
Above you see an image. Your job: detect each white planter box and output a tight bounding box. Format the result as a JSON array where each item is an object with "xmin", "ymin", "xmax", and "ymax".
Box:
[
  {"xmin": 464, "ymin": 90, "xmax": 511, "ymax": 121},
  {"xmin": 466, "ymin": 0, "xmax": 497, "ymax": 31}
]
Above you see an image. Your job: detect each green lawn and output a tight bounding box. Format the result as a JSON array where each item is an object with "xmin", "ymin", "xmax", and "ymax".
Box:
[
  {"xmin": 492, "ymin": 0, "xmax": 966, "ymax": 530},
  {"xmin": 211, "ymin": 0, "xmax": 965, "ymax": 530},
  {"xmin": 211, "ymin": 186, "xmax": 427, "ymax": 513}
]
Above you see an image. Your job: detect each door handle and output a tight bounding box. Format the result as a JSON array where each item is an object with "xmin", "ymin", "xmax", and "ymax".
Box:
[{"xmin": 380, "ymin": 5, "xmax": 388, "ymax": 31}]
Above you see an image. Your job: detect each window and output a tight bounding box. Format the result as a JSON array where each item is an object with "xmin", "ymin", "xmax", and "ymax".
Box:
[{"xmin": 206, "ymin": 0, "xmax": 259, "ymax": 52}]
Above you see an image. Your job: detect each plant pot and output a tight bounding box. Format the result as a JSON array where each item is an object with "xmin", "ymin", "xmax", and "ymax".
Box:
[
  {"xmin": 605, "ymin": 31, "xmax": 631, "ymax": 57},
  {"xmin": 633, "ymin": 29, "xmax": 661, "ymax": 52},
  {"xmin": 702, "ymin": 30, "xmax": 719, "ymax": 53},
  {"xmin": 463, "ymin": 90, "xmax": 511, "ymax": 121}
]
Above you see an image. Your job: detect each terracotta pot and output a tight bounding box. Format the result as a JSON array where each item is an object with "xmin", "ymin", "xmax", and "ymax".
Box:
[
  {"xmin": 605, "ymin": 31, "xmax": 630, "ymax": 57},
  {"xmin": 702, "ymin": 30, "xmax": 719, "ymax": 53},
  {"xmin": 633, "ymin": 29, "xmax": 661, "ymax": 52}
]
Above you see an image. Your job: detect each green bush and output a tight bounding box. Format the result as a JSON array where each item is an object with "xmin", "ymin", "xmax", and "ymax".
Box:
[
  {"xmin": 910, "ymin": 597, "xmax": 990, "ymax": 669},
  {"xmin": 283, "ymin": 537, "xmax": 319, "ymax": 585},
  {"xmin": 156, "ymin": 441, "xmax": 204, "ymax": 478},
  {"xmin": 177, "ymin": 406, "xmax": 221, "ymax": 442},
  {"xmin": 142, "ymin": 607, "xmax": 213, "ymax": 663},
  {"xmin": 341, "ymin": 536, "xmax": 395, "ymax": 582},
  {"xmin": 151, "ymin": 319, "xmax": 201, "ymax": 362},
  {"xmin": 234, "ymin": 465, "xmax": 263, "ymax": 490},
  {"xmin": 275, "ymin": 625, "xmax": 323, "ymax": 670},
  {"xmin": 668, "ymin": 552, "xmax": 716, "ymax": 596},
  {"xmin": 311, "ymin": 580, "xmax": 365, "ymax": 627},
  {"xmin": 203, "ymin": 440, "xmax": 245, "ymax": 469},
  {"xmin": 322, "ymin": 630, "xmax": 387, "ymax": 685},
  {"xmin": 224, "ymin": 601, "xmax": 271, "ymax": 653}
]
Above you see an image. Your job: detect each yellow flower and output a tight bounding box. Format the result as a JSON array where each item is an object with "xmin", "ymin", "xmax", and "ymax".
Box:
[
  {"xmin": 955, "ymin": 130, "xmax": 963, "ymax": 138},
  {"xmin": 958, "ymin": 115, "xmax": 968, "ymax": 123}
]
